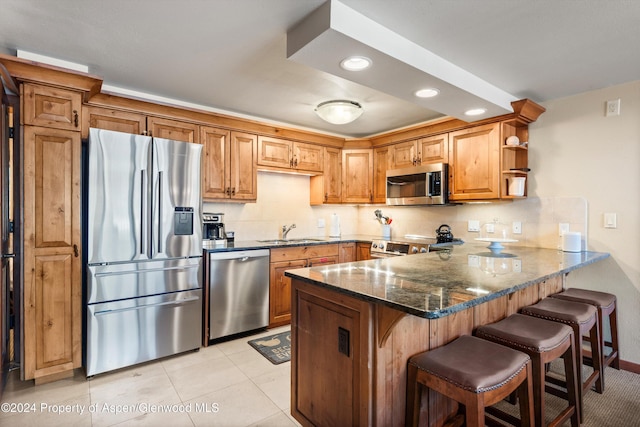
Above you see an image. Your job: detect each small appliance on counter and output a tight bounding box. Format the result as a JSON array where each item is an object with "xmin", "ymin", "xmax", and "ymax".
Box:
[
  {"xmin": 203, "ymin": 212, "xmax": 226, "ymax": 244},
  {"xmin": 435, "ymin": 224, "xmax": 454, "ymax": 243}
]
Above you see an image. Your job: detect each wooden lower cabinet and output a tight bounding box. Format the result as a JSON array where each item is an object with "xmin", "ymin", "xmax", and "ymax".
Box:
[
  {"xmin": 22, "ymin": 126, "xmax": 82, "ymax": 383},
  {"xmin": 269, "ymin": 245, "xmax": 339, "ymax": 327},
  {"xmin": 338, "ymin": 242, "xmax": 356, "ymax": 263},
  {"xmin": 290, "ymin": 275, "xmax": 564, "ymax": 426},
  {"xmin": 356, "ymin": 242, "xmax": 371, "ymax": 261}
]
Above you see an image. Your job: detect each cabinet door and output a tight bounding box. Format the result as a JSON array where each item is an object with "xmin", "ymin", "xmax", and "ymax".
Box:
[
  {"xmin": 201, "ymin": 126, "xmax": 230, "ymax": 200},
  {"xmin": 418, "ymin": 133, "xmax": 448, "ymax": 164},
  {"xmin": 339, "ymin": 243, "xmax": 356, "ymax": 263},
  {"xmin": 229, "ymin": 131, "xmax": 257, "ymax": 201},
  {"xmin": 293, "ymin": 142, "xmax": 323, "ymax": 172},
  {"xmin": 373, "ymin": 146, "xmax": 390, "ymax": 204},
  {"xmin": 356, "ymin": 243, "xmax": 371, "ymax": 261},
  {"xmin": 342, "ymin": 149, "xmax": 373, "ymax": 204},
  {"xmin": 23, "ymin": 126, "xmax": 81, "ymax": 381},
  {"xmin": 22, "ymin": 84, "xmax": 81, "ymax": 131},
  {"xmin": 257, "ymin": 136, "xmax": 291, "ymax": 168},
  {"xmin": 270, "ymin": 259, "xmax": 306, "ymax": 327},
  {"xmin": 391, "ymin": 140, "xmax": 416, "ymax": 169},
  {"xmin": 148, "ymin": 116, "xmax": 199, "ymax": 143},
  {"xmin": 82, "ymin": 106, "xmax": 146, "ymax": 139},
  {"xmin": 449, "ymin": 123, "xmax": 500, "ymax": 200},
  {"xmin": 326, "ymin": 147, "xmax": 342, "ymax": 203}
]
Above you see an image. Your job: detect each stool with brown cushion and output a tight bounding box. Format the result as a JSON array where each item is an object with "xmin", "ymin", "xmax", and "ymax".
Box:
[
  {"xmin": 406, "ymin": 335, "xmax": 535, "ymax": 427},
  {"xmin": 521, "ymin": 298, "xmax": 603, "ymax": 423},
  {"xmin": 476, "ymin": 313, "xmax": 580, "ymax": 427},
  {"xmin": 550, "ymin": 288, "xmax": 620, "ymax": 379}
]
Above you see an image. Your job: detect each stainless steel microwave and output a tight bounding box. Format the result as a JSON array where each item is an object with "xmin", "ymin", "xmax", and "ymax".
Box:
[{"xmin": 386, "ymin": 163, "xmax": 449, "ymax": 205}]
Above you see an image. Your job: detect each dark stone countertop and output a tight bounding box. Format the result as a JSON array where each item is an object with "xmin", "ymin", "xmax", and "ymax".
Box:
[
  {"xmin": 202, "ymin": 234, "xmax": 378, "ymax": 252},
  {"xmin": 284, "ymin": 243, "xmax": 610, "ymax": 319}
]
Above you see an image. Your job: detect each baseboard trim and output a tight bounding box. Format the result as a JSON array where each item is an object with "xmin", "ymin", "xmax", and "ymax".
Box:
[{"xmin": 583, "ymin": 349, "xmax": 640, "ymax": 374}]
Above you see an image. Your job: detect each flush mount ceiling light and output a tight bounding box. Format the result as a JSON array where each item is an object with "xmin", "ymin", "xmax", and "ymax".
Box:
[
  {"xmin": 415, "ymin": 88, "xmax": 440, "ymax": 98},
  {"xmin": 287, "ymin": 0, "xmax": 518, "ymax": 121},
  {"xmin": 340, "ymin": 56, "xmax": 372, "ymax": 71},
  {"xmin": 315, "ymin": 100, "xmax": 363, "ymax": 125}
]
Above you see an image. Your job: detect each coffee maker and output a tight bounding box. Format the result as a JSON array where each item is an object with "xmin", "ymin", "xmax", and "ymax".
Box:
[{"xmin": 203, "ymin": 212, "xmax": 226, "ymax": 242}]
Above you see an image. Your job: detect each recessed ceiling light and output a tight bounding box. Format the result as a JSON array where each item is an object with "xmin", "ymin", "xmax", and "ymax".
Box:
[
  {"xmin": 340, "ymin": 56, "xmax": 372, "ymax": 71},
  {"xmin": 414, "ymin": 88, "xmax": 439, "ymax": 98},
  {"xmin": 465, "ymin": 108, "xmax": 487, "ymax": 116}
]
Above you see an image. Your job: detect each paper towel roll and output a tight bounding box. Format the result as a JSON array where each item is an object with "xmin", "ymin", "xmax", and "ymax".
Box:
[
  {"xmin": 329, "ymin": 213, "xmax": 341, "ymax": 237},
  {"xmin": 562, "ymin": 231, "xmax": 581, "ymax": 252}
]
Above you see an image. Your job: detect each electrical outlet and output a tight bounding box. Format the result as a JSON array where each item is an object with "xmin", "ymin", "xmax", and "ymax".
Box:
[
  {"xmin": 559, "ymin": 223, "xmax": 570, "ymax": 236},
  {"xmin": 468, "ymin": 220, "xmax": 480, "ymax": 232},
  {"xmin": 317, "ymin": 218, "xmax": 325, "ymax": 228},
  {"xmin": 606, "ymin": 99, "xmax": 621, "ymax": 116},
  {"xmin": 485, "ymin": 223, "xmax": 495, "ymax": 233},
  {"xmin": 512, "ymin": 221, "xmax": 522, "ymax": 234}
]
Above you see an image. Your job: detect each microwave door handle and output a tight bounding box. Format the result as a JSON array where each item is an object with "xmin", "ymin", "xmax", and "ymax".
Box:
[{"xmin": 427, "ymin": 172, "xmax": 433, "ymax": 197}]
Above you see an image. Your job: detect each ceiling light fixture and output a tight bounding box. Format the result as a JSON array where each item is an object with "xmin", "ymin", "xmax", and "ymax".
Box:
[
  {"xmin": 315, "ymin": 100, "xmax": 363, "ymax": 124},
  {"xmin": 340, "ymin": 56, "xmax": 372, "ymax": 71},
  {"xmin": 465, "ymin": 108, "xmax": 487, "ymax": 116},
  {"xmin": 414, "ymin": 88, "xmax": 440, "ymax": 98}
]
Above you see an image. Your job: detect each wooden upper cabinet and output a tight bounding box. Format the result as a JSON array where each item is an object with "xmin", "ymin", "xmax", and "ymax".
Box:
[
  {"xmin": 258, "ymin": 136, "xmax": 323, "ymax": 172},
  {"xmin": 148, "ymin": 116, "xmax": 199, "ymax": 143},
  {"xmin": 228, "ymin": 131, "xmax": 257, "ymax": 201},
  {"xmin": 391, "ymin": 140, "xmax": 416, "ymax": 169},
  {"xmin": 342, "ymin": 149, "xmax": 373, "ymax": 204},
  {"xmin": 201, "ymin": 126, "xmax": 257, "ymax": 201},
  {"xmin": 201, "ymin": 126, "xmax": 230, "ymax": 200},
  {"xmin": 258, "ymin": 136, "xmax": 291, "ymax": 168},
  {"xmin": 82, "ymin": 106, "xmax": 146, "ymax": 139},
  {"xmin": 293, "ymin": 142, "xmax": 323, "ymax": 172},
  {"xmin": 373, "ymin": 146, "xmax": 390, "ymax": 203},
  {"xmin": 311, "ymin": 147, "xmax": 341, "ymax": 205},
  {"xmin": 448, "ymin": 123, "xmax": 501, "ymax": 201},
  {"xmin": 418, "ymin": 133, "xmax": 448, "ymax": 164},
  {"xmin": 22, "ymin": 83, "xmax": 81, "ymax": 131}
]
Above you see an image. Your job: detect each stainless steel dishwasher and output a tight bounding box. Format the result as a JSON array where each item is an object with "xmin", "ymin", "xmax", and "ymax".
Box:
[{"xmin": 208, "ymin": 249, "xmax": 270, "ymax": 340}]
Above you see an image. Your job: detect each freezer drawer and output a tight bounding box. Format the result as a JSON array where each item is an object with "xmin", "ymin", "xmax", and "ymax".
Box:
[
  {"xmin": 87, "ymin": 257, "xmax": 201, "ymax": 304},
  {"xmin": 86, "ymin": 289, "xmax": 202, "ymax": 376}
]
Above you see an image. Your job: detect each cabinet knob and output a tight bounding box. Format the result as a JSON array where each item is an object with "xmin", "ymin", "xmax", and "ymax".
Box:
[
  {"xmin": 324, "ymin": 192, "xmax": 328, "ymax": 202},
  {"xmin": 73, "ymin": 244, "xmax": 79, "ymax": 258},
  {"xmin": 231, "ymin": 187, "xmax": 236, "ymax": 196},
  {"xmin": 73, "ymin": 110, "xmax": 79, "ymax": 128}
]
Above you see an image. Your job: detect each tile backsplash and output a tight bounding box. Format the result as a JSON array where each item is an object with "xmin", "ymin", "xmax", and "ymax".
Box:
[{"xmin": 204, "ymin": 172, "xmax": 587, "ymax": 250}]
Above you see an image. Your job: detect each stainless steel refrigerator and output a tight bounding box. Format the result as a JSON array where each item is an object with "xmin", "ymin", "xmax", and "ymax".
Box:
[{"xmin": 85, "ymin": 128, "xmax": 203, "ymax": 376}]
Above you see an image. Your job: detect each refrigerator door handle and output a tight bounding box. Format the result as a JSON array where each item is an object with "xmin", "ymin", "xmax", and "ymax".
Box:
[
  {"xmin": 94, "ymin": 295, "xmax": 200, "ymax": 316},
  {"xmin": 140, "ymin": 169, "xmax": 147, "ymax": 256},
  {"xmin": 157, "ymin": 170, "xmax": 163, "ymax": 254},
  {"xmin": 93, "ymin": 264, "xmax": 199, "ymax": 278}
]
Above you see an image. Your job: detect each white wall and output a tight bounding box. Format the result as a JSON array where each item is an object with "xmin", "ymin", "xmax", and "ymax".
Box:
[
  {"xmin": 206, "ymin": 81, "xmax": 640, "ymax": 364},
  {"xmin": 529, "ymin": 80, "xmax": 640, "ymax": 365}
]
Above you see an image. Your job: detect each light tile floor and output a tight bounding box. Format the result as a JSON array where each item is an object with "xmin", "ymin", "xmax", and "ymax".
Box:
[{"xmin": 1, "ymin": 326, "xmax": 300, "ymax": 426}]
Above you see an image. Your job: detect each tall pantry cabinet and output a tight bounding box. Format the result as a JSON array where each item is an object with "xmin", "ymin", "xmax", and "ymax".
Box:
[{"xmin": 21, "ymin": 83, "xmax": 82, "ymax": 383}]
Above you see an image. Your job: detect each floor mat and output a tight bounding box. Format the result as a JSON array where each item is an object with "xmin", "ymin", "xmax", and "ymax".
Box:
[{"xmin": 248, "ymin": 330, "xmax": 291, "ymax": 365}]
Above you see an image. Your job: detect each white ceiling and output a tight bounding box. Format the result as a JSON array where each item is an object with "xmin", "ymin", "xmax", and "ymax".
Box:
[{"xmin": 1, "ymin": 0, "xmax": 639, "ymax": 138}]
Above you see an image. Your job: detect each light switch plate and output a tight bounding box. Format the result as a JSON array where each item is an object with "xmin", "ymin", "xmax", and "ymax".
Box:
[
  {"xmin": 604, "ymin": 213, "xmax": 617, "ymax": 228},
  {"xmin": 317, "ymin": 218, "xmax": 325, "ymax": 228}
]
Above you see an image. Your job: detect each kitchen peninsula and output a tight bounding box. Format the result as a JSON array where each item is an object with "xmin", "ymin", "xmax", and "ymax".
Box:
[{"xmin": 285, "ymin": 244, "xmax": 609, "ymax": 427}]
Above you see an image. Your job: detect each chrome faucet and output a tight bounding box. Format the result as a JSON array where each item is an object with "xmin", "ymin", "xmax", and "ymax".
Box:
[{"xmin": 282, "ymin": 223, "xmax": 296, "ymax": 239}]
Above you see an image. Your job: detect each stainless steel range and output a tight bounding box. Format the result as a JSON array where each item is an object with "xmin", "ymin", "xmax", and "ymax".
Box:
[{"xmin": 370, "ymin": 236, "xmax": 439, "ymax": 258}]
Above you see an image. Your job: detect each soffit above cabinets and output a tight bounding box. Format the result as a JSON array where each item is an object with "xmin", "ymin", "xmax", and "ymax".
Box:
[{"xmin": 287, "ymin": 0, "xmax": 518, "ymax": 122}]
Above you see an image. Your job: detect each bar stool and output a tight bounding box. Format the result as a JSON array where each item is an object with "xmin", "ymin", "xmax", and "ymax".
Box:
[
  {"xmin": 406, "ymin": 335, "xmax": 535, "ymax": 427},
  {"xmin": 521, "ymin": 298, "xmax": 603, "ymax": 423},
  {"xmin": 550, "ymin": 288, "xmax": 620, "ymax": 378},
  {"xmin": 476, "ymin": 313, "xmax": 580, "ymax": 427}
]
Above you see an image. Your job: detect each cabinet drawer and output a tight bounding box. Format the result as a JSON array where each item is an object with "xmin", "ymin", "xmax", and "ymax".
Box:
[{"xmin": 270, "ymin": 244, "xmax": 339, "ymax": 262}]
